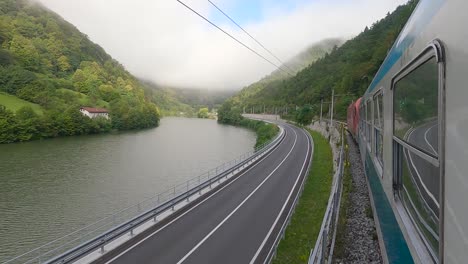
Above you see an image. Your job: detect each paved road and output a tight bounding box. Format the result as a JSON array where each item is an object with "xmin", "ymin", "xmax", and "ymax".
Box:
[{"xmin": 95, "ymin": 122, "xmax": 312, "ymax": 264}]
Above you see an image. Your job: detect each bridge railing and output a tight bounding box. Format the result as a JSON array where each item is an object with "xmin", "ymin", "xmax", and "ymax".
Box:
[
  {"xmin": 308, "ymin": 125, "xmax": 345, "ymax": 264},
  {"xmin": 4, "ymin": 127, "xmax": 285, "ymax": 264}
]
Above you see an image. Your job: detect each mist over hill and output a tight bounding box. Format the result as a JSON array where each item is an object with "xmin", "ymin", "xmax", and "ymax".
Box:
[{"xmin": 220, "ymin": 0, "xmax": 417, "ymax": 123}]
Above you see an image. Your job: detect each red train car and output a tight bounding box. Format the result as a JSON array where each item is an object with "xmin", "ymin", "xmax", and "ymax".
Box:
[{"xmin": 347, "ymin": 97, "xmax": 361, "ymax": 139}]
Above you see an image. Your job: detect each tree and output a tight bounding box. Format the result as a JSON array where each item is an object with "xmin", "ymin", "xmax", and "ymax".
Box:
[
  {"xmin": 8, "ymin": 35, "xmax": 40, "ymax": 71},
  {"xmin": 197, "ymin": 107, "xmax": 209, "ymax": 119},
  {"xmin": 218, "ymin": 100, "xmax": 242, "ymax": 125},
  {"xmin": 0, "ymin": 105, "xmax": 18, "ymax": 143},
  {"xmin": 296, "ymin": 105, "xmax": 314, "ymax": 126},
  {"xmin": 15, "ymin": 106, "xmax": 39, "ymax": 141},
  {"xmin": 57, "ymin": 55, "xmax": 71, "ymax": 72}
]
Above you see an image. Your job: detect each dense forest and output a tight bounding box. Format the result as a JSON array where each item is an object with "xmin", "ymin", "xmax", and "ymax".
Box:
[
  {"xmin": 220, "ymin": 0, "xmax": 418, "ymax": 124},
  {"xmin": 0, "ymin": 0, "xmax": 160, "ymax": 143}
]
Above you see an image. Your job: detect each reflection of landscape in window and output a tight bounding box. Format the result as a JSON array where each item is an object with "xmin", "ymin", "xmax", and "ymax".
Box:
[
  {"xmin": 402, "ymin": 151, "xmax": 439, "ymax": 228},
  {"xmin": 366, "ymin": 102, "xmax": 371, "ymax": 138},
  {"xmin": 393, "ymin": 56, "xmax": 441, "ymax": 260},
  {"xmin": 376, "ymin": 132, "xmax": 383, "ymax": 163},
  {"xmin": 393, "ymin": 57, "xmax": 439, "ymax": 152},
  {"xmin": 374, "ymin": 93, "xmax": 383, "ymax": 164}
]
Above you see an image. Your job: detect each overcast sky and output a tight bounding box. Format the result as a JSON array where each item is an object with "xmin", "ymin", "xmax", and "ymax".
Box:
[{"xmin": 38, "ymin": 0, "xmax": 407, "ymax": 90}]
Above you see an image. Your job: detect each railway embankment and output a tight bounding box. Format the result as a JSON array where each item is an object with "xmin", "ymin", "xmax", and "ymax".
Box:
[{"xmin": 333, "ymin": 133, "xmax": 382, "ymax": 263}]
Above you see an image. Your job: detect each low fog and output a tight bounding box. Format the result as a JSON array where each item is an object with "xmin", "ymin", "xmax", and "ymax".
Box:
[{"xmin": 39, "ymin": 0, "xmax": 407, "ymax": 90}]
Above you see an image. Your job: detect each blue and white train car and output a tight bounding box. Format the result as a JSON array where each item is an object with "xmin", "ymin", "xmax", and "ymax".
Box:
[{"xmin": 355, "ymin": 0, "xmax": 468, "ymax": 263}]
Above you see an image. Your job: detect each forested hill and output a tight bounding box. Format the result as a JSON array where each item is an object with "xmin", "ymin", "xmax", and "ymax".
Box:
[
  {"xmin": 0, "ymin": 0, "xmax": 160, "ymax": 143},
  {"xmin": 231, "ymin": 38, "xmax": 343, "ymax": 108},
  {"xmin": 221, "ymin": 0, "xmax": 417, "ymax": 123}
]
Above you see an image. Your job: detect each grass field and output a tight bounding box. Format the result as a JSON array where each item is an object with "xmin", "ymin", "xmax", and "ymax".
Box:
[
  {"xmin": 272, "ymin": 129, "xmax": 333, "ymax": 264},
  {"xmin": 0, "ymin": 92, "xmax": 43, "ymax": 115}
]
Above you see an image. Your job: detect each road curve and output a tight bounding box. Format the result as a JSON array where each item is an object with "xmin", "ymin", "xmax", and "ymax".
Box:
[{"xmin": 94, "ymin": 122, "xmax": 312, "ymax": 264}]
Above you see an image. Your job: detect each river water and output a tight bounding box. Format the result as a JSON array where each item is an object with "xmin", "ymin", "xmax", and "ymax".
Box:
[{"xmin": 0, "ymin": 117, "xmax": 256, "ymax": 262}]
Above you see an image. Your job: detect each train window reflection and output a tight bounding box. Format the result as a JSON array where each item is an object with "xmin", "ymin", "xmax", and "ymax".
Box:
[
  {"xmin": 400, "ymin": 146, "xmax": 440, "ymax": 258},
  {"xmin": 393, "ymin": 55, "xmax": 441, "ymax": 262},
  {"xmin": 393, "ymin": 57, "xmax": 439, "ymax": 157},
  {"xmin": 374, "ymin": 93, "xmax": 383, "ymax": 128},
  {"xmin": 374, "ymin": 92, "xmax": 384, "ymax": 165},
  {"xmin": 366, "ymin": 101, "xmax": 372, "ymax": 144}
]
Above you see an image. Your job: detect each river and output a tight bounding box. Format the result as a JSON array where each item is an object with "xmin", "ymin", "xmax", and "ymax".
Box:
[{"xmin": 0, "ymin": 117, "xmax": 256, "ymax": 262}]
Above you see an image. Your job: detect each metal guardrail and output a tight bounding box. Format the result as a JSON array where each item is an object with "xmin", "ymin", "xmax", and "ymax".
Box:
[
  {"xmin": 308, "ymin": 127, "xmax": 345, "ymax": 264},
  {"xmin": 4, "ymin": 127, "xmax": 285, "ymax": 264}
]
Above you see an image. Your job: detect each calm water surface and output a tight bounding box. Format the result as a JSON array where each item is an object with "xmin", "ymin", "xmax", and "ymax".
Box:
[{"xmin": 0, "ymin": 117, "xmax": 256, "ymax": 262}]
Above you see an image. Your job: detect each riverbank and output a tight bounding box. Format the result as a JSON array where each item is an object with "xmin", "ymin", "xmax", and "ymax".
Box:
[
  {"xmin": 0, "ymin": 104, "xmax": 160, "ymax": 144},
  {"xmin": 236, "ymin": 118, "xmax": 279, "ymax": 148},
  {"xmin": 217, "ymin": 102, "xmax": 278, "ymax": 148},
  {"xmin": 272, "ymin": 128, "xmax": 333, "ymax": 264}
]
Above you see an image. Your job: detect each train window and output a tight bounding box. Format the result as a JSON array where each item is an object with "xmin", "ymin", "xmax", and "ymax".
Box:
[
  {"xmin": 393, "ymin": 57, "xmax": 439, "ymax": 157},
  {"xmin": 366, "ymin": 100, "xmax": 372, "ymax": 146},
  {"xmin": 361, "ymin": 104, "xmax": 365, "ymax": 138},
  {"xmin": 392, "ymin": 48, "xmax": 443, "ymax": 261},
  {"xmin": 374, "ymin": 92, "xmax": 383, "ymax": 165}
]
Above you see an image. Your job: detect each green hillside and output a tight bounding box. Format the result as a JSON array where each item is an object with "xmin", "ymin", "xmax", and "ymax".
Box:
[
  {"xmin": 0, "ymin": 0, "xmax": 160, "ymax": 143},
  {"xmin": 222, "ymin": 0, "xmax": 417, "ymax": 123},
  {"xmin": 233, "ymin": 38, "xmax": 343, "ymax": 107},
  {"xmin": 0, "ymin": 92, "xmax": 43, "ymax": 114}
]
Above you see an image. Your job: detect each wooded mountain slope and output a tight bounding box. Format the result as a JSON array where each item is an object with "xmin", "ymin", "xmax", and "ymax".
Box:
[
  {"xmin": 231, "ymin": 38, "xmax": 343, "ymax": 108},
  {"xmin": 0, "ymin": 0, "xmax": 160, "ymax": 143},
  {"xmin": 223, "ymin": 0, "xmax": 417, "ymax": 121}
]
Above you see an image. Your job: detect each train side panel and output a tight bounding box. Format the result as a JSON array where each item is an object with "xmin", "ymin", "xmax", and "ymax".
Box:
[{"xmin": 355, "ymin": 0, "xmax": 468, "ymax": 263}]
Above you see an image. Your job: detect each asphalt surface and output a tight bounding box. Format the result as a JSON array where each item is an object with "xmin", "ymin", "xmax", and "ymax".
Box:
[{"xmin": 94, "ymin": 122, "xmax": 312, "ymax": 264}]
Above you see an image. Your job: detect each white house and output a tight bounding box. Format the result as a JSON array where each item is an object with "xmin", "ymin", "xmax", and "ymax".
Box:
[{"xmin": 80, "ymin": 107, "xmax": 109, "ymax": 119}]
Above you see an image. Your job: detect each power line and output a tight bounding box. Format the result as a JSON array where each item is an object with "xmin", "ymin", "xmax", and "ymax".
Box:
[
  {"xmin": 208, "ymin": 0, "xmax": 295, "ymax": 75},
  {"xmin": 176, "ymin": 0, "xmax": 292, "ymax": 76}
]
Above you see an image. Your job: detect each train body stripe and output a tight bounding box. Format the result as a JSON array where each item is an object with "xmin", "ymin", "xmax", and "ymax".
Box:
[{"xmin": 365, "ymin": 0, "xmax": 446, "ymax": 96}]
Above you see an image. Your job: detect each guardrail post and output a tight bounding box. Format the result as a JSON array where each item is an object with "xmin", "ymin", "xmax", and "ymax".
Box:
[
  {"xmin": 186, "ymin": 181, "xmax": 190, "ymax": 202},
  {"xmin": 321, "ymin": 228, "xmax": 328, "ymax": 264},
  {"xmin": 198, "ymin": 176, "xmax": 202, "ymax": 195},
  {"xmin": 172, "ymin": 187, "xmax": 176, "ymax": 211},
  {"xmin": 100, "ymin": 244, "xmax": 105, "ymax": 254}
]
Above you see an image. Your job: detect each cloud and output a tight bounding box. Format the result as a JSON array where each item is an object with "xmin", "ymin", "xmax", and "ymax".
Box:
[{"xmin": 38, "ymin": 0, "xmax": 408, "ymax": 90}]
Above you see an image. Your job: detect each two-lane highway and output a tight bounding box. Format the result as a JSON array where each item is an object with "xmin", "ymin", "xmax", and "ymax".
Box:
[{"xmin": 94, "ymin": 123, "xmax": 312, "ymax": 264}]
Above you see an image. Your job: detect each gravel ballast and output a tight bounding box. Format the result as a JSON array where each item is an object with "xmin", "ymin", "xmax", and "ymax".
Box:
[{"xmin": 338, "ymin": 134, "xmax": 382, "ymax": 263}]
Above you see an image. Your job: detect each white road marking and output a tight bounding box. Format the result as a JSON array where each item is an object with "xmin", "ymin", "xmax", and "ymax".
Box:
[
  {"xmin": 104, "ymin": 128, "xmax": 288, "ymax": 264},
  {"xmin": 424, "ymin": 123, "xmax": 438, "ymax": 155},
  {"xmin": 176, "ymin": 128, "xmax": 299, "ymax": 264},
  {"xmin": 250, "ymin": 128, "xmax": 311, "ymax": 264},
  {"xmin": 407, "ymin": 129, "xmax": 440, "ymax": 207}
]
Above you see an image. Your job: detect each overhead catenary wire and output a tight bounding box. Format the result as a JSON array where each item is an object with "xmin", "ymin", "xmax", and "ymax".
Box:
[
  {"xmin": 208, "ymin": 0, "xmax": 295, "ymax": 75},
  {"xmin": 176, "ymin": 0, "xmax": 293, "ymax": 76}
]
